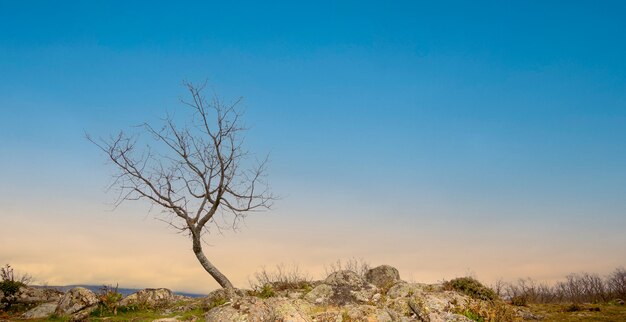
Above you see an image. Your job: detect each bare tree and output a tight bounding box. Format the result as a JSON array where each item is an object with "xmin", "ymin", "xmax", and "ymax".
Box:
[{"xmin": 88, "ymin": 82, "xmax": 273, "ymax": 289}]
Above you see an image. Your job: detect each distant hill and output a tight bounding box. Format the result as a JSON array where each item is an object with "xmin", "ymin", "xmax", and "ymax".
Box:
[{"xmin": 32, "ymin": 284, "xmax": 205, "ymax": 298}]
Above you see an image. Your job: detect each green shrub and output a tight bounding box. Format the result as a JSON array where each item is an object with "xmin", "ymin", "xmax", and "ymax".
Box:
[
  {"xmin": 341, "ymin": 310, "xmax": 354, "ymax": 321},
  {"xmin": 96, "ymin": 284, "xmax": 123, "ymax": 316},
  {"xmin": 0, "ymin": 280, "xmax": 24, "ymax": 298},
  {"xmin": 0, "ymin": 277, "xmax": 26, "ymax": 310},
  {"xmin": 444, "ymin": 277, "xmax": 498, "ymax": 301},
  {"xmin": 257, "ymin": 284, "xmax": 275, "ymax": 299},
  {"xmin": 201, "ymin": 296, "xmax": 228, "ymax": 311},
  {"xmin": 462, "ymin": 309, "xmax": 485, "ymax": 322}
]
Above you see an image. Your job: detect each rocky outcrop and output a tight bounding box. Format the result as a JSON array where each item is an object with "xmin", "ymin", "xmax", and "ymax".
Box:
[
  {"xmin": 120, "ymin": 288, "xmax": 180, "ymax": 308},
  {"xmin": 365, "ymin": 265, "xmax": 401, "ymax": 289},
  {"xmin": 304, "ymin": 270, "xmax": 378, "ymax": 305},
  {"xmin": 22, "ymin": 302, "xmax": 58, "ymax": 319},
  {"xmin": 55, "ymin": 287, "xmax": 99, "ymax": 320},
  {"xmin": 202, "ymin": 265, "xmax": 515, "ymax": 321},
  {"xmin": 15, "ymin": 286, "xmax": 64, "ymax": 304},
  {"xmin": 5, "ymin": 264, "xmax": 518, "ymax": 321},
  {"xmin": 205, "ymin": 297, "xmax": 313, "ymax": 322}
]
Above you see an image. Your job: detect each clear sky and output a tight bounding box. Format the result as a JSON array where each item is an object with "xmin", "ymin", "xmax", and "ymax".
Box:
[{"xmin": 1, "ymin": 1, "xmax": 625, "ymax": 293}]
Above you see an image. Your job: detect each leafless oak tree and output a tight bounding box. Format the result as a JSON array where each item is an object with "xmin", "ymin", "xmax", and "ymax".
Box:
[{"xmin": 88, "ymin": 82, "xmax": 273, "ymax": 289}]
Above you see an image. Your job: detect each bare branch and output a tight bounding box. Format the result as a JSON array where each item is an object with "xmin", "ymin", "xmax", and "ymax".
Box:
[{"xmin": 88, "ymin": 82, "xmax": 274, "ymax": 289}]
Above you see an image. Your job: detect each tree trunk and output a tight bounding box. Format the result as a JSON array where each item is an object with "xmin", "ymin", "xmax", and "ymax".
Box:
[{"xmin": 192, "ymin": 235, "xmax": 234, "ymax": 289}]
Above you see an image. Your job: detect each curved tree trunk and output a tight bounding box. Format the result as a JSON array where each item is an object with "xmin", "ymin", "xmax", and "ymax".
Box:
[{"xmin": 192, "ymin": 236, "xmax": 234, "ymax": 289}]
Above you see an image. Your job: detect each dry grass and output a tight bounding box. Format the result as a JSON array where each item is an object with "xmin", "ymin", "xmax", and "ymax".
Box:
[
  {"xmin": 526, "ymin": 302, "xmax": 626, "ymax": 321},
  {"xmin": 324, "ymin": 258, "xmax": 370, "ymax": 278},
  {"xmin": 249, "ymin": 263, "xmax": 312, "ymax": 292}
]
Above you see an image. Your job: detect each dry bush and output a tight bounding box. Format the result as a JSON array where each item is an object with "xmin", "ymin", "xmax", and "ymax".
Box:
[
  {"xmin": 504, "ymin": 278, "xmax": 557, "ymax": 304},
  {"xmin": 249, "ymin": 263, "xmax": 312, "ymax": 292},
  {"xmin": 0, "ymin": 264, "xmax": 32, "ymax": 285},
  {"xmin": 457, "ymin": 298, "xmax": 520, "ymax": 322},
  {"xmin": 498, "ymin": 267, "xmax": 626, "ymax": 305},
  {"xmin": 324, "ymin": 258, "xmax": 370, "ymax": 278},
  {"xmin": 96, "ymin": 284, "xmax": 123, "ymax": 316},
  {"xmin": 491, "ymin": 278, "xmax": 506, "ymax": 298},
  {"xmin": 554, "ymin": 273, "xmax": 608, "ymax": 303},
  {"xmin": 607, "ymin": 267, "xmax": 626, "ymax": 300}
]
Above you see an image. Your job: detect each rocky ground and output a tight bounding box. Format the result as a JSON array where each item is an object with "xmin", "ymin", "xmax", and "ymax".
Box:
[{"xmin": 1, "ymin": 265, "xmax": 624, "ymax": 321}]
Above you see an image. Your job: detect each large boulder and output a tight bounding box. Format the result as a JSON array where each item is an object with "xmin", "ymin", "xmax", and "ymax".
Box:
[
  {"xmin": 264, "ymin": 298, "xmax": 312, "ymax": 322},
  {"xmin": 324, "ymin": 270, "xmax": 367, "ymax": 288},
  {"xmin": 204, "ymin": 297, "xmax": 312, "ymax": 322},
  {"xmin": 204, "ymin": 297, "xmax": 269, "ymax": 321},
  {"xmin": 22, "ymin": 302, "xmax": 58, "ymax": 319},
  {"xmin": 304, "ymin": 270, "xmax": 378, "ymax": 305},
  {"xmin": 16, "ymin": 286, "xmax": 64, "ymax": 304},
  {"xmin": 342, "ymin": 304, "xmax": 394, "ymax": 322},
  {"xmin": 387, "ymin": 282, "xmax": 431, "ymax": 299},
  {"xmin": 303, "ymin": 284, "xmax": 334, "ymax": 305},
  {"xmin": 204, "ymin": 305, "xmax": 247, "ymax": 321},
  {"xmin": 55, "ymin": 287, "xmax": 99, "ymax": 320},
  {"xmin": 365, "ymin": 265, "xmax": 401, "ymax": 289},
  {"xmin": 120, "ymin": 288, "xmax": 179, "ymax": 308}
]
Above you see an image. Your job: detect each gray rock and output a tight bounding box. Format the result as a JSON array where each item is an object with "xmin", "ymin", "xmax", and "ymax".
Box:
[
  {"xmin": 515, "ymin": 307, "xmax": 544, "ymax": 320},
  {"xmin": 303, "ymin": 284, "xmax": 334, "ymax": 305},
  {"xmin": 16, "ymin": 286, "xmax": 64, "ymax": 304},
  {"xmin": 120, "ymin": 288, "xmax": 178, "ymax": 308},
  {"xmin": 205, "ymin": 305, "xmax": 247, "ymax": 321},
  {"xmin": 324, "ymin": 270, "xmax": 367, "ymax": 288},
  {"xmin": 205, "ymin": 297, "xmax": 313, "ymax": 322},
  {"xmin": 266, "ymin": 298, "xmax": 312, "ymax": 322},
  {"xmin": 387, "ymin": 282, "xmax": 427, "ymax": 299},
  {"xmin": 365, "ymin": 265, "xmax": 401, "ymax": 289},
  {"xmin": 55, "ymin": 287, "xmax": 99, "ymax": 315},
  {"xmin": 304, "ymin": 272, "xmax": 378, "ymax": 306},
  {"xmin": 22, "ymin": 302, "xmax": 58, "ymax": 319}
]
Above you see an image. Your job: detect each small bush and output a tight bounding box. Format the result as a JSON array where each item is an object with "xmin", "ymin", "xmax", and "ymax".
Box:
[
  {"xmin": 96, "ymin": 284, "xmax": 123, "ymax": 316},
  {"xmin": 564, "ymin": 303, "xmax": 582, "ymax": 312},
  {"xmin": 257, "ymin": 284, "xmax": 275, "ymax": 299},
  {"xmin": 607, "ymin": 267, "xmax": 626, "ymax": 300},
  {"xmin": 117, "ymin": 304, "xmax": 141, "ymax": 313},
  {"xmin": 0, "ymin": 264, "xmax": 30, "ymax": 310},
  {"xmin": 456, "ymin": 299, "xmax": 519, "ymax": 322},
  {"xmin": 510, "ymin": 294, "xmax": 528, "ymax": 306},
  {"xmin": 201, "ymin": 296, "xmax": 228, "ymax": 311},
  {"xmin": 462, "ymin": 308, "xmax": 484, "ymax": 322},
  {"xmin": 250, "ymin": 264, "xmax": 312, "ymax": 292},
  {"xmin": 444, "ymin": 277, "xmax": 498, "ymax": 301},
  {"xmin": 0, "ymin": 280, "xmax": 24, "ymax": 298},
  {"xmin": 324, "ymin": 258, "xmax": 370, "ymax": 278},
  {"xmin": 341, "ymin": 310, "xmax": 354, "ymax": 321},
  {"xmin": 1, "ymin": 264, "xmax": 32, "ymax": 285}
]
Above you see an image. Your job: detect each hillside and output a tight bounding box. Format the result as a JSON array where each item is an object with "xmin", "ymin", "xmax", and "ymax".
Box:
[{"xmin": 1, "ymin": 265, "xmax": 625, "ymax": 321}]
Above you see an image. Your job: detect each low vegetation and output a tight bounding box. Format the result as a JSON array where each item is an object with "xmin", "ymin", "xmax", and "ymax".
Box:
[
  {"xmin": 249, "ymin": 263, "xmax": 312, "ymax": 292},
  {"xmin": 95, "ymin": 284, "xmax": 123, "ymax": 316},
  {"xmin": 1, "ymin": 262, "xmax": 625, "ymax": 321},
  {"xmin": 444, "ymin": 276, "xmax": 498, "ymax": 301},
  {"xmin": 324, "ymin": 258, "xmax": 371, "ymax": 278},
  {"xmin": 493, "ymin": 267, "xmax": 626, "ymax": 305},
  {"xmin": 0, "ymin": 264, "xmax": 32, "ymax": 311}
]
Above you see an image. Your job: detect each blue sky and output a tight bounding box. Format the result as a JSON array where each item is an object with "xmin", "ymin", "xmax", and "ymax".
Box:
[{"xmin": 1, "ymin": 1, "xmax": 625, "ymax": 292}]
